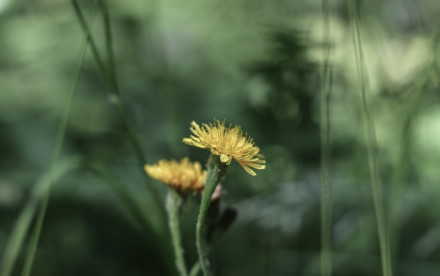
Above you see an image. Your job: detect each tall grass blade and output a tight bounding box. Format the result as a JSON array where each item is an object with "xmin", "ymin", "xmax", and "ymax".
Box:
[
  {"xmin": 100, "ymin": 0, "xmax": 117, "ymax": 83},
  {"xmin": 388, "ymin": 35, "xmax": 440, "ymax": 266},
  {"xmin": 0, "ymin": 158, "xmax": 79, "ymax": 276},
  {"xmin": 70, "ymin": 0, "xmax": 166, "ymax": 226},
  {"xmin": 20, "ymin": 189, "xmax": 50, "ymax": 276},
  {"xmin": 18, "ymin": 4, "xmax": 100, "ymax": 274},
  {"xmin": 347, "ymin": 1, "xmax": 392, "ymax": 275},
  {"xmin": 189, "ymin": 263, "xmax": 201, "ymax": 276},
  {"xmin": 320, "ymin": 0, "xmax": 333, "ymax": 275}
]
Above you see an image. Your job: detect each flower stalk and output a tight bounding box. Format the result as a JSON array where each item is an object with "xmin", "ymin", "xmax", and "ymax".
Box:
[
  {"xmin": 166, "ymin": 188, "xmax": 188, "ymax": 276},
  {"xmin": 196, "ymin": 155, "xmax": 228, "ymax": 276}
]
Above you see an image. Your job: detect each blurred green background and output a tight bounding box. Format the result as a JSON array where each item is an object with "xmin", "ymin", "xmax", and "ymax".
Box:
[{"xmin": 2, "ymin": 0, "xmax": 440, "ymax": 275}]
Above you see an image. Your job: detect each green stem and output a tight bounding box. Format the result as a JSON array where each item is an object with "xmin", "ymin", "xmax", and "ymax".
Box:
[
  {"xmin": 347, "ymin": 2, "xmax": 392, "ymax": 276},
  {"xmin": 71, "ymin": 0, "xmax": 142, "ymax": 164},
  {"xmin": 21, "ymin": 190, "xmax": 50, "ymax": 276},
  {"xmin": 166, "ymin": 189, "xmax": 188, "ymax": 276},
  {"xmin": 388, "ymin": 35, "xmax": 440, "ymax": 264},
  {"xmin": 70, "ymin": 0, "xmax": 166, "ymax": 228},
  {"xmin": 196, "ymin": 155, "xmax": 227, "ymax": 276},
  {"xmin": 100, "ymin": 0, "xmax": 117, "ymax": 81},
  {"xmin": 70, "ymin": 0, "xmax": 110, "ymax": 85},
  {"xmin": 189, "ymin": 262, "xmax": 201, "ymax": 276},
  {"xmin": 17, "ymin": 5, "xmax": 99, "ymax": 275},
  {"xmin": 0, "ymin": 158, "xmax": 78, "ymax": 276},
  {"xmin": 320, "ymin": 0, "xmax": 333, "ymax": 275}
]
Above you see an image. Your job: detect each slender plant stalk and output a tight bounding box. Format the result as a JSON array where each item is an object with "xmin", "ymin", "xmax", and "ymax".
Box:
[
  {"xmin": 0, "ymin": 158, "xmax": 78, "ymax": 276},
  {"xmin": 17, "ymin": 5, "xmax": 100, "ymax": 275},
  {"xmin": 347, "ymin": 2, "xmax": 392, "ymax": 276},
  {"xmin": 196, "ymin": 155, "xmax": 227, "ymax": 276},
  {"xmin": 21, "ymin": 191, "xmax": 50, "ymax": 276},
  {"xmin": 71, "ymin": 0, "xmax": 142, "ymax": 163},
  {"xmin": 388, "ymin": 35, "xmax": 440, "ymax": 262},
  {"xmin": 70, "ymin": 0, "xmax": 166, "ymax": 226},
  {"xmin": 387, "ymin": 115, "xmax": 412, "ymax": 262},
  {"xmin": 100, "ymin": 0, "xmax": 117, "ymax": 81},
  {"xmin": 320, "ymin": 0, "xmax": 333, "ymax": 275},
  {"xmin": 166, "ymin": 189, "xmax": 188, "ymax": 276},
  {"xmin": 189, "ymin": 262, "xmax": 201, "ymax": 276}
]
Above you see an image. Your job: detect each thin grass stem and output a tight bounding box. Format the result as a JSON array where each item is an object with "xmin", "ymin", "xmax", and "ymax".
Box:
[
  {"xmin": 0, "ymin": 158, "xmax": 78, "ymax": 276},
  {"xmin": 18, "ymin": 5, "xmax": 99, "ymax": 274},
  {"xmin": 70, "ymin": 0, "xmax": 166, "ymax": 226},
  {"xmin": 388, "ymin": 35, "xmax": 440, "ymax": 266},
  {"xmin": 347, "ymin": 1, "xmax": 392, "ymax": 276},
  {"xmin": 320, "ymin": 0, "xmax": 333, "ymax": 275},
  {"xmin": 20, "ymin": 190, "xmax": 50, "ymax": 276},
  {"xmin": 189, "ymin": 262, "xmax": 201, "ymax": 276},
  {"xmin": 100, "ymin": 0, "xmax": 117, "ymax": 81}
]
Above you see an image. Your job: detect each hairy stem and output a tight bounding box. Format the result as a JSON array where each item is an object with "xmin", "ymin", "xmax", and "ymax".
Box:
[
  {"xmin": 166, "ymin": 189, "xmax": 188, "ymax": 276},
  {"xmin": 196, "ymin": 155, "xmax": 227, "ymax": 276}
]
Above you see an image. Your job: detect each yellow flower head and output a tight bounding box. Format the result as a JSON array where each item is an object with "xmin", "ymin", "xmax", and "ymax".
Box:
[
  {"xmin": 182, "ymin": 120, "xmax": 266, "ymax": 176},
  {"xmin": 144, "ymin": 158, "xmax": 207, "ymax": 191}
]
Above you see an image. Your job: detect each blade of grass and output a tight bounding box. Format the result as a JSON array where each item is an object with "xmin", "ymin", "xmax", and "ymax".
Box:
[
  {"xmin": 98, "ymin": 0, "xmax": 167, "ymax": 229},
  {"xmin": 320, "ymin": 0, "xmax": 333, "ymax": 276},
  {"xmin": 19, "ymin": 3, "xmax": 100, "ymax": 275},
  {"xmin": 70, "ymin": 0, "xmax": 166, "ymax": 228},
  {"xmin": 388, "ymin": 35, "xmax": 440, "ymax": 266},
  {"xmin": 20, "ymin": 189, "xmax": 50, "ymax": 276},
  {"xmin": 347, "ymin": 1, "xmax": 392, "ymax": 276},
  {"xmin": 189, "ymin": 263, "xmax": 201, "ymax": 276},
  {"xmin": 100, "ymin": 0, "xmax": 117, "ymax": 81},
  {"xmin": 1, "ymin": 4, "xmax": 97, "ymax": 274},
  {"xmin": 0, "ymin": 157, "xmax": 79, "ymax": 276}
]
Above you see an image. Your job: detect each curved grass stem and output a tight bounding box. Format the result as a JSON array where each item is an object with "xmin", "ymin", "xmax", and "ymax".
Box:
[
  {"xmin": 70, "ymin": 0, "xmax": 166, "ymax": 228},
  {"xmin": 13, "ymin": 4, "xmax": 99, "ymax": 275},
  {"xmin": 347, "ymin": 1, "xmax": 393, "ymax": 276},
  {"xmin": 0, "ymin": 158, "xmax": 78, "ymax": 276},
  {"xmin": 189, "ymin": 262, "xmax": 201, "ymax": 276},
  {"xmin": 320, "ymin": 0, "xmax": 333, "ymax": 275}
]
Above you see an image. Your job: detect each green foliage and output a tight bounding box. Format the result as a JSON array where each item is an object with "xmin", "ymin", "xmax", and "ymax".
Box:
[{"xmin": 1, "ymin": 0, "xmax": 440, "ymax": 275}]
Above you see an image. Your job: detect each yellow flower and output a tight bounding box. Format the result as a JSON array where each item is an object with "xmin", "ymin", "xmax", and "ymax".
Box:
[
  {"xmin": 144, "ymin": 158, "xmax": 207, "ymax": 191},
  {"xmin": 182, "ymin": 120, "xmax": 266, "ymax": 176}
]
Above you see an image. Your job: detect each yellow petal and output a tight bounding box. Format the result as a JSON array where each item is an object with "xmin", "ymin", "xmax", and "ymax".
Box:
[
  {"xmin": 182, "ymin": 138, "xmax": 193, "ymax": 145},
  {"xmin": 183, "ymin": 120, "xmax": 266, "ymax": 176},
  {"xmin": 241, "ymin": 164, "xmax": 256, "ymax": 176},
  {"xmin": 247, "ymin": 163, "xmax": 266, "ymax": 170}
]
